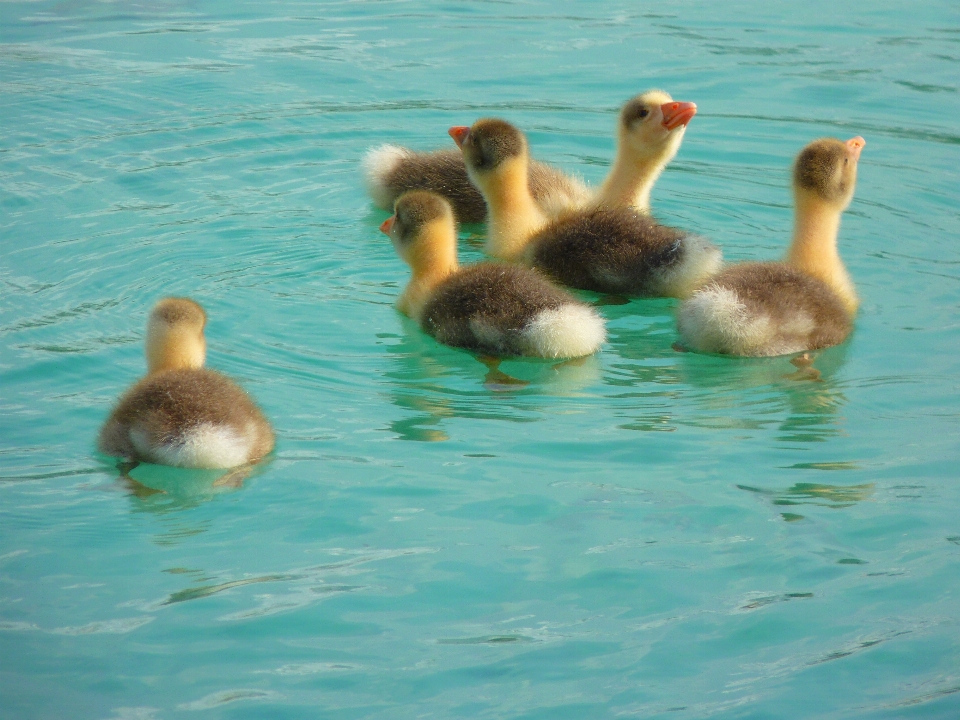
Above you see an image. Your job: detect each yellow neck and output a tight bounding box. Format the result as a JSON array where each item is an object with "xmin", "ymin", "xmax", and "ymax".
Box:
[
  {"xmin": 786, "ymin": 193, "xmax": 858, "ymax": 315},
  {"xmin": 146, "ymin": 329, "xmax": 206, "ymax": 375},
  {"xmin": 399, "ymin": 220, "xmax": 459, "ymax": 321},
  {"xmin": 596, "ymin": 149, "xmax": 667, "ymax": 212},
  {"xmin": 481, "ymin": 157, "xmax": 549, "ymax": 261}
]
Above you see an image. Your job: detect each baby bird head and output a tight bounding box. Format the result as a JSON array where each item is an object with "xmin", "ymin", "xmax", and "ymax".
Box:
[
  {"xmin": 449, "ymin": 118, "xmax": 527, "ymax": 194},
  {"xmin": 793, "ymin": 136, "xmax": 865, "ymax": 209},
  {"xmin": 380, "ymin": 190, "xmax": 457, "ymax": 271},
  {"xmin": 617, "ymin": 90, "xmax": 697, "ymax": 165},
  {"xmin": 145, "ymin": 297, "xmax": 207, "ymax": 375}
]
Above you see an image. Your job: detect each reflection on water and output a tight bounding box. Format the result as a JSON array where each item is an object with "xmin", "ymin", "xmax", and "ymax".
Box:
[
  {"xmin": 681, "ymin": 344, "xmax": 850, "ymax": 443},
  {"xmin": 3, "ymin": 0, "xmax": 959, "ymax": 715},
  {"xmin": 380, "ymin": 314, "xmax": 601, "ymax": 442},
  {"xmin": 602, "ymin": 297, "xmax": 681, "ymax": 372},
  {"xmin": 389, "ymin": 391, "xmax": 454, "ymax": 442},
  {"xmin": 783, "ymin": 460, "xmax": 860, "ymax": 471},
  {"xmin": 602, "ymin": 305, "xmax": 683, "ymax": 432},
  {"xmin": 739, "ymin": 481, "xmax": 874, "ymax": 522},
  {"xmin": 772, "ymin": 482, "xmax": 874, "ymax": 507},
  {"xmin": 601, "ymin": 299, "xmax": 852, "ymax": 442},
  {"xmin": 381, "ymin": 322, "xmax": 458, "ymax": 442},
  {"xmin": 122, "ymin": 461, "xmax": 254, "ymax": 498},
  {"xmin": 100, "ymin": 458, "xmax": 269, "ymax": 527}
]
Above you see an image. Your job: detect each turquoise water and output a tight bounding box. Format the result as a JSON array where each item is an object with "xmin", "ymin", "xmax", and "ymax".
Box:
[{"xmin": 2, "ymin": 0, "xmax": 959, "ymax": 717}]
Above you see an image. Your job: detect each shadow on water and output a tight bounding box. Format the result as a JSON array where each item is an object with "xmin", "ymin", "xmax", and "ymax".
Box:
[{"xmin": 379, "ymin": 315, "xmax": 601, "ymax": 442}]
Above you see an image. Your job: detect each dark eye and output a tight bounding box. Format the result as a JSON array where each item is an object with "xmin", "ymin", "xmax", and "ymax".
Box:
[
  {"xmin": 474, "ymin": 144, "xmax": 488, "ymax": 168},
  {"xmin": 844, "ymin": 158, "xmax": 848, "ymax": 165},
  {"xmin": 638, "ymin": 107, "xmax": 650, "ymax": 119}
]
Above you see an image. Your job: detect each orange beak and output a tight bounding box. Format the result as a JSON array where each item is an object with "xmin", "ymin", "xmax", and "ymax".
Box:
[
  {"xmin": 845, "ymin": 136, "xmax": 866, "ymax": 162},
  {"xmin": 660, "ymin": 101, "xmax": 697, "ymax": 131},
  {"xmin": 380, "ymin": 216, "xmax": 395, "ymax": 235},
  {"xmin": 448, "ymin": 126, "xmax": 470, "ymax": 148}
]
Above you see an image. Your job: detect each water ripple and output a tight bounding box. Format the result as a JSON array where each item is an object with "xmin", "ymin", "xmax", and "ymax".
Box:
[
  {"xmin": 177, "ymin": 689, "xmax": 280, "ymax": 711},
  {"xmin": 710, "ymin": 112, "xmax": 960, "ymax": 145},
  {"xmin": 163, "ymin": 547, "xmax": 437, "ymax": 608}
]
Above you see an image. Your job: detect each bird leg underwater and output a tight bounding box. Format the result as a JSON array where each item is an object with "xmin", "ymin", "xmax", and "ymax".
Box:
[
  {"xmin": 116, "ymin": 461, "xmax": 168, "ymax": 498},
  {"xmin": 118, "ymin": 460, "xmax": 140, "ymax": 475},
  {"xmin": 593, "ymin": 294, "xmax": 631, "ymax": 307},
  {"xmin": 213, "ymin": 465, "xmax": 251, "ymax": 489},
  {"xmin": 785, "ymin": 352, "xmax": 823, "ymax": 382},
  {"xmin": 550, "ymin": 355, "xmax": 590, "ymax": 372},
  {"xmin": 479, "ymin": 356, "xmax": 529, "ymax": 391}
]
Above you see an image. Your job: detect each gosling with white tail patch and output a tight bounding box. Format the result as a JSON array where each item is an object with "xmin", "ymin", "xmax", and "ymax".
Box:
[
  {"xmin": 382, "ymin": 191, "xmax": 605, "ymax": 359},
  {"xmin": 98, "ymin": 298, "xmax": 275, "ymax": 468},
  {"xmin": 676, "ymin": 136, "xmax": 865, "ymax": 357},
  {"xmin": 451, "ymin": 117, "xmax": 721, "ymax": 296}
]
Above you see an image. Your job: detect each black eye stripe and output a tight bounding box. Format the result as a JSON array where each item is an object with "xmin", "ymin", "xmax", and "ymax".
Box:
[{"xmin": 622, "ymin": 101, "xmax": 651, "ymax": 125}]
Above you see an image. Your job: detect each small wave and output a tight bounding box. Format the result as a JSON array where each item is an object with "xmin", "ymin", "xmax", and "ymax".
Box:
[
  {"xmin": 52, "ymin": 616, "xmax": 154, "ymax": 635},
  {"xmin": 436, "ymin": 634, "xmax": 537, "ymax": 645},
  {"xmin": 261, "ymin": 662, "xmax": 362, "ymax": 675},
  {"xmin": 177, "ymin": 689, "xmax": 280, "ymax": 711}
]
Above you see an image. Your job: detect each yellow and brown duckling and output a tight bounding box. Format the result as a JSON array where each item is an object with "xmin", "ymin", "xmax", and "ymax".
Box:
[
  {"xmin": 591, "ymin": 89, "xmax": 697, "ymax": 212},
  {"xmin": 381, "ymin": 191, "xmax": 606, "ymax": 358},
  {"xmin": 676, "ymin": 136, "xmax": 865, "ymax": 357},
  {"xmin": 363, "ymin": 90, "xmax": 696, "ymax": 225},
  {"xmin": 450, "ymin": 117, "xmax": 721, "ymax": 298},
  {"xmin": 364, "ymin": 143, "xmax": 589, "ymax": 226},
  {"xmin": 98, "ymin": 298, "xmax": 275, "ymax": 468}
]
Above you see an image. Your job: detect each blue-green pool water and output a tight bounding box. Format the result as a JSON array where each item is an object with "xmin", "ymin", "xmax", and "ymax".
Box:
[{"xmin": 2, "ymin": 1, "xmax": 959, "ymax": 717}]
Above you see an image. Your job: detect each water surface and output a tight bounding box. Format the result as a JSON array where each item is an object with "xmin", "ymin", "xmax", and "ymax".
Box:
[{"xmin": 2, "ymin": 1, "xmax": 959, "ymax": 718}]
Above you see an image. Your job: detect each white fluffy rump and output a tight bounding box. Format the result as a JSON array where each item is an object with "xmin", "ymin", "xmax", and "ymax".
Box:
[
  {"xmin": 361, "ymin": 144, "xmax": 411, "ymax": 209},
  {"xmin": 522, "ymin": 303, "xmax": 606, "ymax": 358},
  {"xmin": 677, "ymin": 285, "xmax": 812, "ymax": 357},
  {"xmin": 659, "ymin": 234, "xmax": 723, "ymax": 298},
  {"xmin": 132, "ymin": 423, "xmax": 255, "ymax": 469}
]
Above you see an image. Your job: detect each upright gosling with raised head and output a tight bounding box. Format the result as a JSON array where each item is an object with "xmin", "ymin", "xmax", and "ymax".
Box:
[
  {"xmin": 382, "ymin": 191, "xmax": 605, "ymax": 358},
  {"xmin": 592, "ymin": 90, "xmax": 697, "ymax": 212},
  {"xmin": 451, "ymin": 118, "xmax": 720, "ymax": 297},
  {"xmin": 676, "ymin": 136, "xmax": 865, "ymax": 357},
  {"xmin": 98, "ymin": 298, "xmax": 275, "ymax": 468},
  {"xmin": 363, "ymin": 90, "xmax": 696, "ymax": 224}
]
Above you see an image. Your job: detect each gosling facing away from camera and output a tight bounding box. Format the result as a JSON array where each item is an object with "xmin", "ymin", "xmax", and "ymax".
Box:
[{"xmin": 98, "ymin": 298, "xmax": 275, "ymax": 468}]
